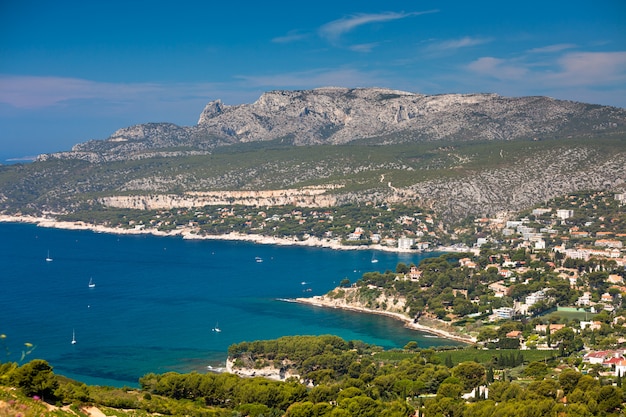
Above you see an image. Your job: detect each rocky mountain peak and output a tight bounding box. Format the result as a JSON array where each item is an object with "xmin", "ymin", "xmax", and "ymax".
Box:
[{"xmin": 197, "ymin": 99, "xmax": 228, "ymax": 124}]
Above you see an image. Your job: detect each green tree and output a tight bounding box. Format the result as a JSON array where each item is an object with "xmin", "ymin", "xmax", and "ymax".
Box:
[
  {"xmin": 596, "ymin": 385, "xmax": 622, "ymax": 414},
  {"xmin": 11, "ymin": 359, "xmax": 59, "ymax": 400},
  {"xmin": 396, "ymin": 263, "xmax": 409, "ymax": 274},
  {"xmin": 403, "ymin": 341, "xmax": 419, "ymax": 351},
  {"xmin": 437, "ymin": 382, "xmax": 463, "ymax": 399},
  {"xmin": 558, "ymin": 368, "xmax": 582, "ymax": 395},
  {"xmin": 452, "ymin": 362, "xmax": 485, "ymax": 392},
  {"xmin": 524, "ymin": 361, "xmax": 549, "ymax": 380}
]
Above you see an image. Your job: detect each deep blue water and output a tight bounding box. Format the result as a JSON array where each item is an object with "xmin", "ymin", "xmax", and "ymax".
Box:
[{"xmin": 0, "ymin": 222, "xmax": 460, "ymax": 387}]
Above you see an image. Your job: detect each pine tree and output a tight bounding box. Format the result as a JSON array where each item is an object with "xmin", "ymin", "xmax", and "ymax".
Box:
[
  {"xmin": 486, "ymin": 366, "xmax": 494, "ymax": 383},
  {"xmin": 445, "ymin": 354, "xmax": 453, "ymax": 368}
]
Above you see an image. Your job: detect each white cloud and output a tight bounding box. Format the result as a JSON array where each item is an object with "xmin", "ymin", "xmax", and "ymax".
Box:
[
  {"xmin": 467, "ymin": 51, "xmax": 626, "ymax": 89},
  {"xmin": 319, "ymin": 10, "xmax": 437, "ymax": 43},
  {"xmin": 461, "ymin": 50, "xmax": 626, "ymax": 107},
  {"xmin": 467, "ymin": 57, "xmax": 528, "ymax": 80},
  {"xmin": 553, "ymin": 51, "xmax": 626, "ymax": 86}
]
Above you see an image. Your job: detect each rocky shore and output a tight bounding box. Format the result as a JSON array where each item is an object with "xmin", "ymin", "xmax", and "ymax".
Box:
[
  {"xmin": 225, "ymin": 358, "xmax": 300, "ymax": 382},
  {"xmin": 0, "ymin": 214, "xmax": 440, "ymax": 254},
  {"xmin": 294, "ymin": 295, "xmax": 477, "ymax": 344}
]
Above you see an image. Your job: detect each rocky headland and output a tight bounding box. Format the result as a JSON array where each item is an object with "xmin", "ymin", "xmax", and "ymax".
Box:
[{"xmin": 294, "ymin": 288, "xmax": 476, "ymax": 344}]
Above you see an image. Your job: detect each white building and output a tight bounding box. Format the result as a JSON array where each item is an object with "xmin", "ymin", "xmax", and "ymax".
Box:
[
  {"xmin": 492, "ymin": 307, "xmax": 514, "ymax": 320},
  {"xmin": 397, "ymin": 237, "xmax": 415, "ymax": 250},
  {"xmin": 525, "ymin": 290, "xmax": 546, "ymax": 306},
  {"xmin": 556, "ymin": 209, "xmax": 574, "ymax": 220}
]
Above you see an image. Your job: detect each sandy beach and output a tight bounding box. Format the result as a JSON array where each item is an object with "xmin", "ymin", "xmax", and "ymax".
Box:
[{"xmin": 294, "ymin": 295, "xmax": 477, "ymax": 344}]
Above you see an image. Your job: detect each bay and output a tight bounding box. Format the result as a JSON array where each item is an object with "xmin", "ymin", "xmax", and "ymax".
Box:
[{"xmin": 0, "ymin": 222, "xmax": 461, "ymax": 387}]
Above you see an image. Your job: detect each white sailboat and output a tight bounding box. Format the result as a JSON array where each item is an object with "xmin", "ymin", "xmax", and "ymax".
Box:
[
  {"xmin": 88, "ymin": 278, "xmax": 96, "ymax": 288},
  {"xmin": 371, "ymin": 253, "xmax": 379, "ymax": 263},
  {"xmin": 212, "ymin": 322, "xmax": 221, "ymax": 333},
  {"xmin": 45, "ymin": 250, "xmax": 53, "ymax": 262},
  {"xmin": 71, "ymin": 329, "xmax": 77, "ymax": 345}
]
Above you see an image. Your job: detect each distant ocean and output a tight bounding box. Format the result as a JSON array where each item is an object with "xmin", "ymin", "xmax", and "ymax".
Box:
[{"xmin": 0, "ymin": 222, "xmax": 461, "ymax": 387}]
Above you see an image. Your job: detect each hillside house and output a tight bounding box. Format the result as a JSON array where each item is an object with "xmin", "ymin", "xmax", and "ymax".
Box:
[
  {"xmin": 580, "ymin": 321, "xmax": 602, "ymax": 331},
  {"xmin": 505, "ymin": 330, "xmax": 523, "ymax": 339},
  {"xmin": 408, "ymin": 266, "xmax": 422, "ymax": 281},
  {"xmin": 601, "ymin": 293, "xmax": 616, "ymax": 306},
  {"xmin": 535, "ymin": 323, "xmax": 565, "ymax": 334},
  {"xmin": 488, "ymin": 281, "xmax": 510, "ymax": 298},
  {"xmin": 583, "ymin": 350, "xmax": 621, "ymax": 365},
  {"xmin": 525, "ymin": 290, "xmax": 546, "ymax": 306},
  {"xmin": 615, "ymin": 359, "xmax": 626, "ymax": 377},
  {"xmin": 577, "ymin": 292, "xmax": 592, "ymax": 306},
  {"xmin": 459, "ymin": 258, "xmax": 477, "ymax": 269}
]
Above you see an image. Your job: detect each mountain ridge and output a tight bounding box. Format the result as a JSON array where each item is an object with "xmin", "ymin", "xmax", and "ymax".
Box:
[{"xmin": 39, "ymin": 87, "xmax": 626, "ymax": 163}]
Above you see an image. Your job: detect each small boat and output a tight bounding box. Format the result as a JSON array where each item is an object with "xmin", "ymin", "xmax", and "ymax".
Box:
[
  {"xmin": 212, "ymin": 322, "xmax": 221, "ymax": 333},
  {"xmin": 371, "ymin": 254, "xmax": 379, "ymax": 263},
  {"xmin": 88, "ymin": 278, "xmax": 95, "ymax": 288},
  {"xmin": 45, "ymin": 251, "xmax": 53, "ymax": 262},
  {"xmin": 71, "ymin": 329, "xmax": 77, "ymax": 345},
  {"xmin": 255, "ymin": 257, "xmax": 263, "ymax": 263}
]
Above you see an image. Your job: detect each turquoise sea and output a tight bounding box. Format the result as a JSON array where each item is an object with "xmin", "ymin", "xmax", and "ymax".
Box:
[{"xmin": 0, "ymin": 222, "xmax": 461, "ymax": 387}]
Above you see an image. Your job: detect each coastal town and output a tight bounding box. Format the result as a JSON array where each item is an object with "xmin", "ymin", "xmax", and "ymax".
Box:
[{"xmin": 296, "ymin": 190, "xmax": 626, "ymax": 361}]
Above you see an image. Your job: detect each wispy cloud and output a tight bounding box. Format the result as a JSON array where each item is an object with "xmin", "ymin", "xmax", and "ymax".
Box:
[
  {"xmin": 426, "ymin": 36, "xmax": 491, "ymax": 53},
  {"xmin": 319, "ymin": 10, "xmax": 437, "ymax": 44},
  {"xmin": 527, "ymin": 43, "xmax": 577, "ymax": 54},
  {"xmin": 349, "ymin": 43, "xmax": 380, "ymax": 53},
  {"xmin": 0, "ymin": 75, "xmax": 157, "ymax": 108},
  {"xmin": 0, "ymin": 75, "xmax": 223, "ymax": 109},
  {"xmin": 236, "ymin": 68, "xmax": 386, "ymax": 89},
  {"xmin": 272, "ymin": 30, "xmax": 308, "ymax": 44}
]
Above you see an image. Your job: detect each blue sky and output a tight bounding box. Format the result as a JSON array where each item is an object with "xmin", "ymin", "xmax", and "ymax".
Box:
[{"xmin": 1, "ymin": 1, "xmax": 625, "ymax": 160}]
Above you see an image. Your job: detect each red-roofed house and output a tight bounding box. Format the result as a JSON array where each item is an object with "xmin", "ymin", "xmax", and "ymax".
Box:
[{"xmin": 615, "ymin": 359, "xmax": 626, "ymax": 377}]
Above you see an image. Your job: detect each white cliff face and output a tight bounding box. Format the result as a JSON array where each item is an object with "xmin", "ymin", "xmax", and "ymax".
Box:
[{"xmin": 98, "ymin": 186, "xmax": 341, "ymax": 209}]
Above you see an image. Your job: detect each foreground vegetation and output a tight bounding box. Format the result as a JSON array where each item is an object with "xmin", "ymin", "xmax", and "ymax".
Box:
[{"xmin": 0, "ymin": 334, "xmax": 623, "ymax": 417}]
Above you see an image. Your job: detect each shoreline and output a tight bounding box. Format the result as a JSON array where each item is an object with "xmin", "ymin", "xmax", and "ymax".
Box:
[
  {"xmin": 0, "ymin": 214, "xmax": 468, "ymax": 254},
  {"xmin": 293, "ymin": 295, "xmax": 477, "ymax": 344}
]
